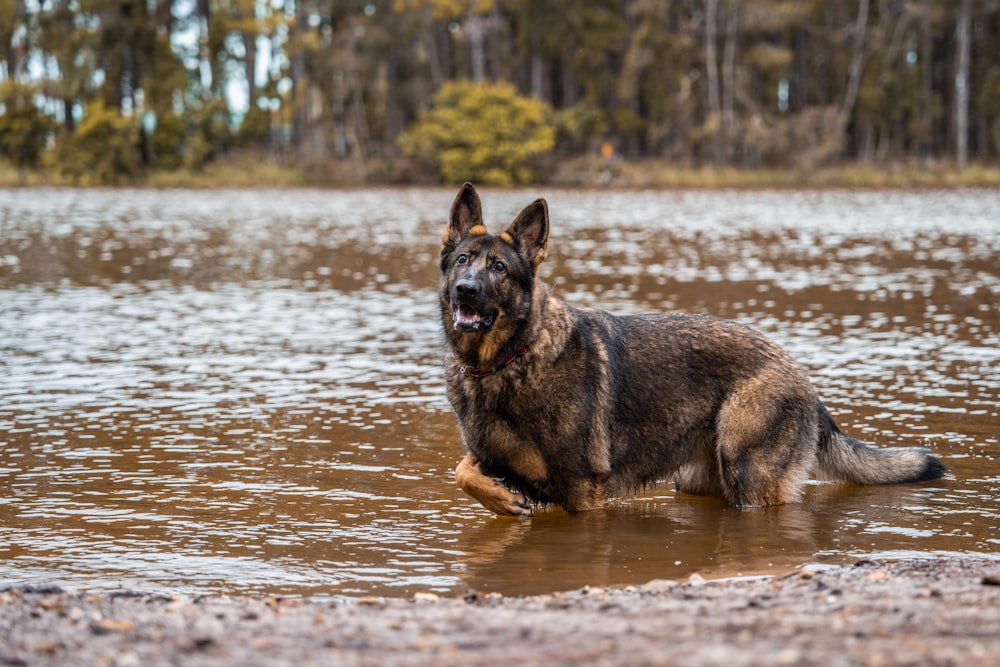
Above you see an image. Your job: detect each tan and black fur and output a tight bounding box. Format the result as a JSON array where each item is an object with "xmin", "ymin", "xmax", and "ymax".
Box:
[{"xmin": 440, "ymin": 183, "xmax": 945, "ymax": 516}]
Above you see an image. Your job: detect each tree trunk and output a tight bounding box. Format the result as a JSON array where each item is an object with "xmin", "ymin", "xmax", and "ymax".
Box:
[
  {"xmin": 531, "ymin": 53, "xmax": 545, "ymax": 100},
  {"xmin": 920, "ymin": 0, "xmax": 934, "ymax": 157},
  {"xmin": 835, "ymin": 0, "xmax": 870, "ymax": 161},
  {"xmin": 384, "ymin": 18, "xmax": 402, "ymax": 149},
  {"xmin": 466, "ymin": 13, "xmax": 485, "ymax": 82},
  {"xmin": 63, "ymin": 98, "xmax": 75, "ymax": 133},
  {"xmin": 721, "ymin": 0, "xmax": 738, "ymax": 163},
  {"xmin": 195, "ymin": 0, "xmax": 215, "ymax": 97},
  {"xmin": 488, "ymin": 1, "xmax": 502, "ymax": 82},
  {"xmin": 704, "ymin": 0, "xmax": 723, "ymax": 165},
  {"xmin": 561, "ymin": 55, "xmax": 576, "ymax": 107},
  {"xmin": 242, "ymin": 31, "xmax": 257, "ymax": 111},
  {"xmin": 423, "ymin": 17, "xmax": 444, "ymax": 91},
  {"xmin": 290, "ymin": 1, "xmax": 309, "ymax": 154},
  {"xmin": 955, "ymin": 0, "xmax": 971, "ymax": 168}
]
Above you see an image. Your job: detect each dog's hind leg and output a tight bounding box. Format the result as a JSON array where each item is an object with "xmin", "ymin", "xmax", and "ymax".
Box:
[
  {"xmin": 455, "ymin": 453, "xmax": 534, "ymax": 517},
  {"xmin": 714, "ymin": 376, "xmax": 818, "ymax": 507}
]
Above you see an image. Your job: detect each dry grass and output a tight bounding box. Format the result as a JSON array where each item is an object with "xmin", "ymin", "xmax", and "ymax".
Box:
[
  {"xmin": 550, "ymin": 156, "xmax": 1000, "ymax": 189},
  {"xmin": 3, "ymin": 156, "xmax": 999, "ymax": 190}
]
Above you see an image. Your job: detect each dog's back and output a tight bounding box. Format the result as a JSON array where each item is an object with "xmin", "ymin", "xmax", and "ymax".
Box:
[
  {"xmin": 599, "ymin": 310, "xmax": 943, "ymax": 505},
  {"xmin": 593, "ymin": 311, "xmax": 821, "ymax": 505}
]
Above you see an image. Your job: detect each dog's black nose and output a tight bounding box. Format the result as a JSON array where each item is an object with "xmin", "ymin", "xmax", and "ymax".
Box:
[{"xmin": 455, "ymin": 276, "xmax": 481, "ymax": 298}]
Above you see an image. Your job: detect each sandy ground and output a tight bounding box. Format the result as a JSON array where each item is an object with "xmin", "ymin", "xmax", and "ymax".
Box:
[{"xmin": 2, "ymin": 558, "xmax": 999, "ymax": 666}]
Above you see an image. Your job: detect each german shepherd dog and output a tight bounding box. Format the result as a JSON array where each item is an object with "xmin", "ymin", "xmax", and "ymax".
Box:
[{"xmin": 440, "ymin": 183, "xmax": 945, "ymax": 516}]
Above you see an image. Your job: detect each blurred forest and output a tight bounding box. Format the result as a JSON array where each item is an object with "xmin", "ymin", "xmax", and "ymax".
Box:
[{"xmin": 1, "ymin": 0, "xmax": 999, "ymax": 185}]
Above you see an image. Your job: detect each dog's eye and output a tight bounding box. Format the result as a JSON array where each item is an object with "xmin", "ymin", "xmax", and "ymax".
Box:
[
  {"xmin": 492, "ymin": 260, "xmax": 506, "ymax": 273},
  {"xmin": 456, "ymin": 254, "xmax": 469, "ymax": 266}
]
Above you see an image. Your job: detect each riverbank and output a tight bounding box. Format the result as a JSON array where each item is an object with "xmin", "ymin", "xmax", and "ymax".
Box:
[
  {"xmin": 3, "ymin": 156, "xmax": 1000, "ymax": 189},
  {"xmin": 2, "ymin": 558, "xmax": 998, "ymax": 666}
]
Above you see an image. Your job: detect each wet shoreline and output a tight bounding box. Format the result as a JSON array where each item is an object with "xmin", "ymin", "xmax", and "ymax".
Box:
[{"xmin": 3, "ymin": 557, "xmax": 999, "ymax": 666}]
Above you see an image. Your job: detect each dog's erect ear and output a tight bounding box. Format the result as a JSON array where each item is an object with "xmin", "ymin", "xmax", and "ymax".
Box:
[
  {"xmin": 503, "ymin": 198, "xmax": 549, "ymax": 272},
  {"xmin": 444, "ymin": 182, "xmax": 484, "ymax": 250}
]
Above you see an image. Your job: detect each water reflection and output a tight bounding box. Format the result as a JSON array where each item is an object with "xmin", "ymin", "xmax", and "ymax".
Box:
[{"xmin": 1, "ymin": 187, "xmax": 998, "ymax": 597}]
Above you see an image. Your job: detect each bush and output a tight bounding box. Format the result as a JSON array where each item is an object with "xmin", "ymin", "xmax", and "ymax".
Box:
[
  {"xmin": 236, "ymin": 105, "xmax": 269, "ymax": 148},
  {"xmin": 0, "ymin": 82, "xmax": 55, "ymax": 170},
  {"xmin": 150, "ymin": 112, "xmax": 187, "ymax": 169},
  {"xmin": 58, "ymin": 101, "xmax": 141, "ymax": 184},
  {"xmin": 398, "ymin": 80, "xmax": 556, "ymax": 185},
  {"xmin": 181, "ymin": 98, "xmax": 234, "ymax": 170}
]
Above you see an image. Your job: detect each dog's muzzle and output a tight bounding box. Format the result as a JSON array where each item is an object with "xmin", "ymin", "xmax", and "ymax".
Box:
[
  {"xmin": 451, "ymin": 275, "xmax": 497, "ymax": 333},
  {"xmin": 453, "ymin": 304, "xmax": 496, "ymax": 332}
]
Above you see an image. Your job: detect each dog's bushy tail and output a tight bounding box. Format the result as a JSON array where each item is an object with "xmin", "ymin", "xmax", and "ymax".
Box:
[{"xmin": 815, "ymin": 407, "xmax": 946, "ymax": 485}]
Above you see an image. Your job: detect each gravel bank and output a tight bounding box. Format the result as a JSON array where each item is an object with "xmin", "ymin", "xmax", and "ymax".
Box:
[{"xmin": 2, "ymin": 558, "xmax": 999, "ymax": 666}]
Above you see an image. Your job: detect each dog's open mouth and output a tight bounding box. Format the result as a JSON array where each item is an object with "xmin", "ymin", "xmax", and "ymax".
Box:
[{"xmin": 453, "ymin": 304, "xmax": 497, "ymax": 333}]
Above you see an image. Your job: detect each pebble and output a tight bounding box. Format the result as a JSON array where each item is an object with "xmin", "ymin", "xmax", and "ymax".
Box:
[{"xmin": 413, "ymin": 592, "xmax": 440, "ymax": 602}]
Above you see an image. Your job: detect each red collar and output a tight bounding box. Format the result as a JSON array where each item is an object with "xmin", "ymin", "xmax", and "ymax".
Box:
[{"xmin": 459, "ymin": 345, "xmax": 529, "ymax": 378}]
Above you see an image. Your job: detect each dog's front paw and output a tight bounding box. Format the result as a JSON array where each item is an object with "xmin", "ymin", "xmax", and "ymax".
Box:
[
  {"xmin": 484, "ymin": 482, "xmax": 533, "ymax": 517},
  {"xmin": 455, "ymin": 454, "xmax": 533, "ymax": 517}
]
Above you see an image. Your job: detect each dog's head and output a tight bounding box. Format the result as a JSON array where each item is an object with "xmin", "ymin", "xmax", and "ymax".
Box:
[{"xmin": 440, "ymin": 183, "xmax": 548, "ymax": 341}]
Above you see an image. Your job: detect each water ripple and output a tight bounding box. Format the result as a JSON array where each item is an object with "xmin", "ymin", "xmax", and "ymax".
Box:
[{"xmin": 1, "ymin": 187, "xmax": 998, "ymax": 597}]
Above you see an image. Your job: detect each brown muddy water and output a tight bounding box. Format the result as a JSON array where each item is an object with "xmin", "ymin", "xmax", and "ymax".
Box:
[{"xmin": 1, "ymin": 187, "xmax": 998, "ymax": 599}]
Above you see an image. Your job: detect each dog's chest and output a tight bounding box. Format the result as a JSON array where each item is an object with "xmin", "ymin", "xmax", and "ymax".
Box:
[{"xmin": 454, "ymin": 377, "xmax": 552, "ymax": 483}]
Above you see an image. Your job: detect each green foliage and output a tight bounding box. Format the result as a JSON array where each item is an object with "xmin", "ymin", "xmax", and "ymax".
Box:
[
  {"xmin": 58, "ymin": 101, "xmax": 141, "ymax": 184},
  {"xmin": 556, "ymin": 103, "xmax": 608, "ymax": 151},
  {"xmin": 183, "ymin": 99, "xmax": 235, "ymax": 170},
  {"xmin": 236, "ymin": 105, "xmax": 269, "ymax": 147},
  {"xmin": 980, "ymin": 67, "xmax": 1000, "ymax": 155},
  {"xmin": 744, "ymin": 43, "xmax": 794, "ymax": 87},
  {"xmin": 398, "ymin": 80, "xmax": 556, "ymax": 185},
  {"xmin": 150, "ymin": 112, "xmax": 187, "ymax": 169},
  {"xmin": 0, "ymin": 82, "xmax": 55, "ymax": 170}
]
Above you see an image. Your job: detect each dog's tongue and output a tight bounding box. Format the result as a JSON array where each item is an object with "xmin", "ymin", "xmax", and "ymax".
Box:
[{"xmin": 454, "ymin": 304, "xmax": 482, "ymax": 329}]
